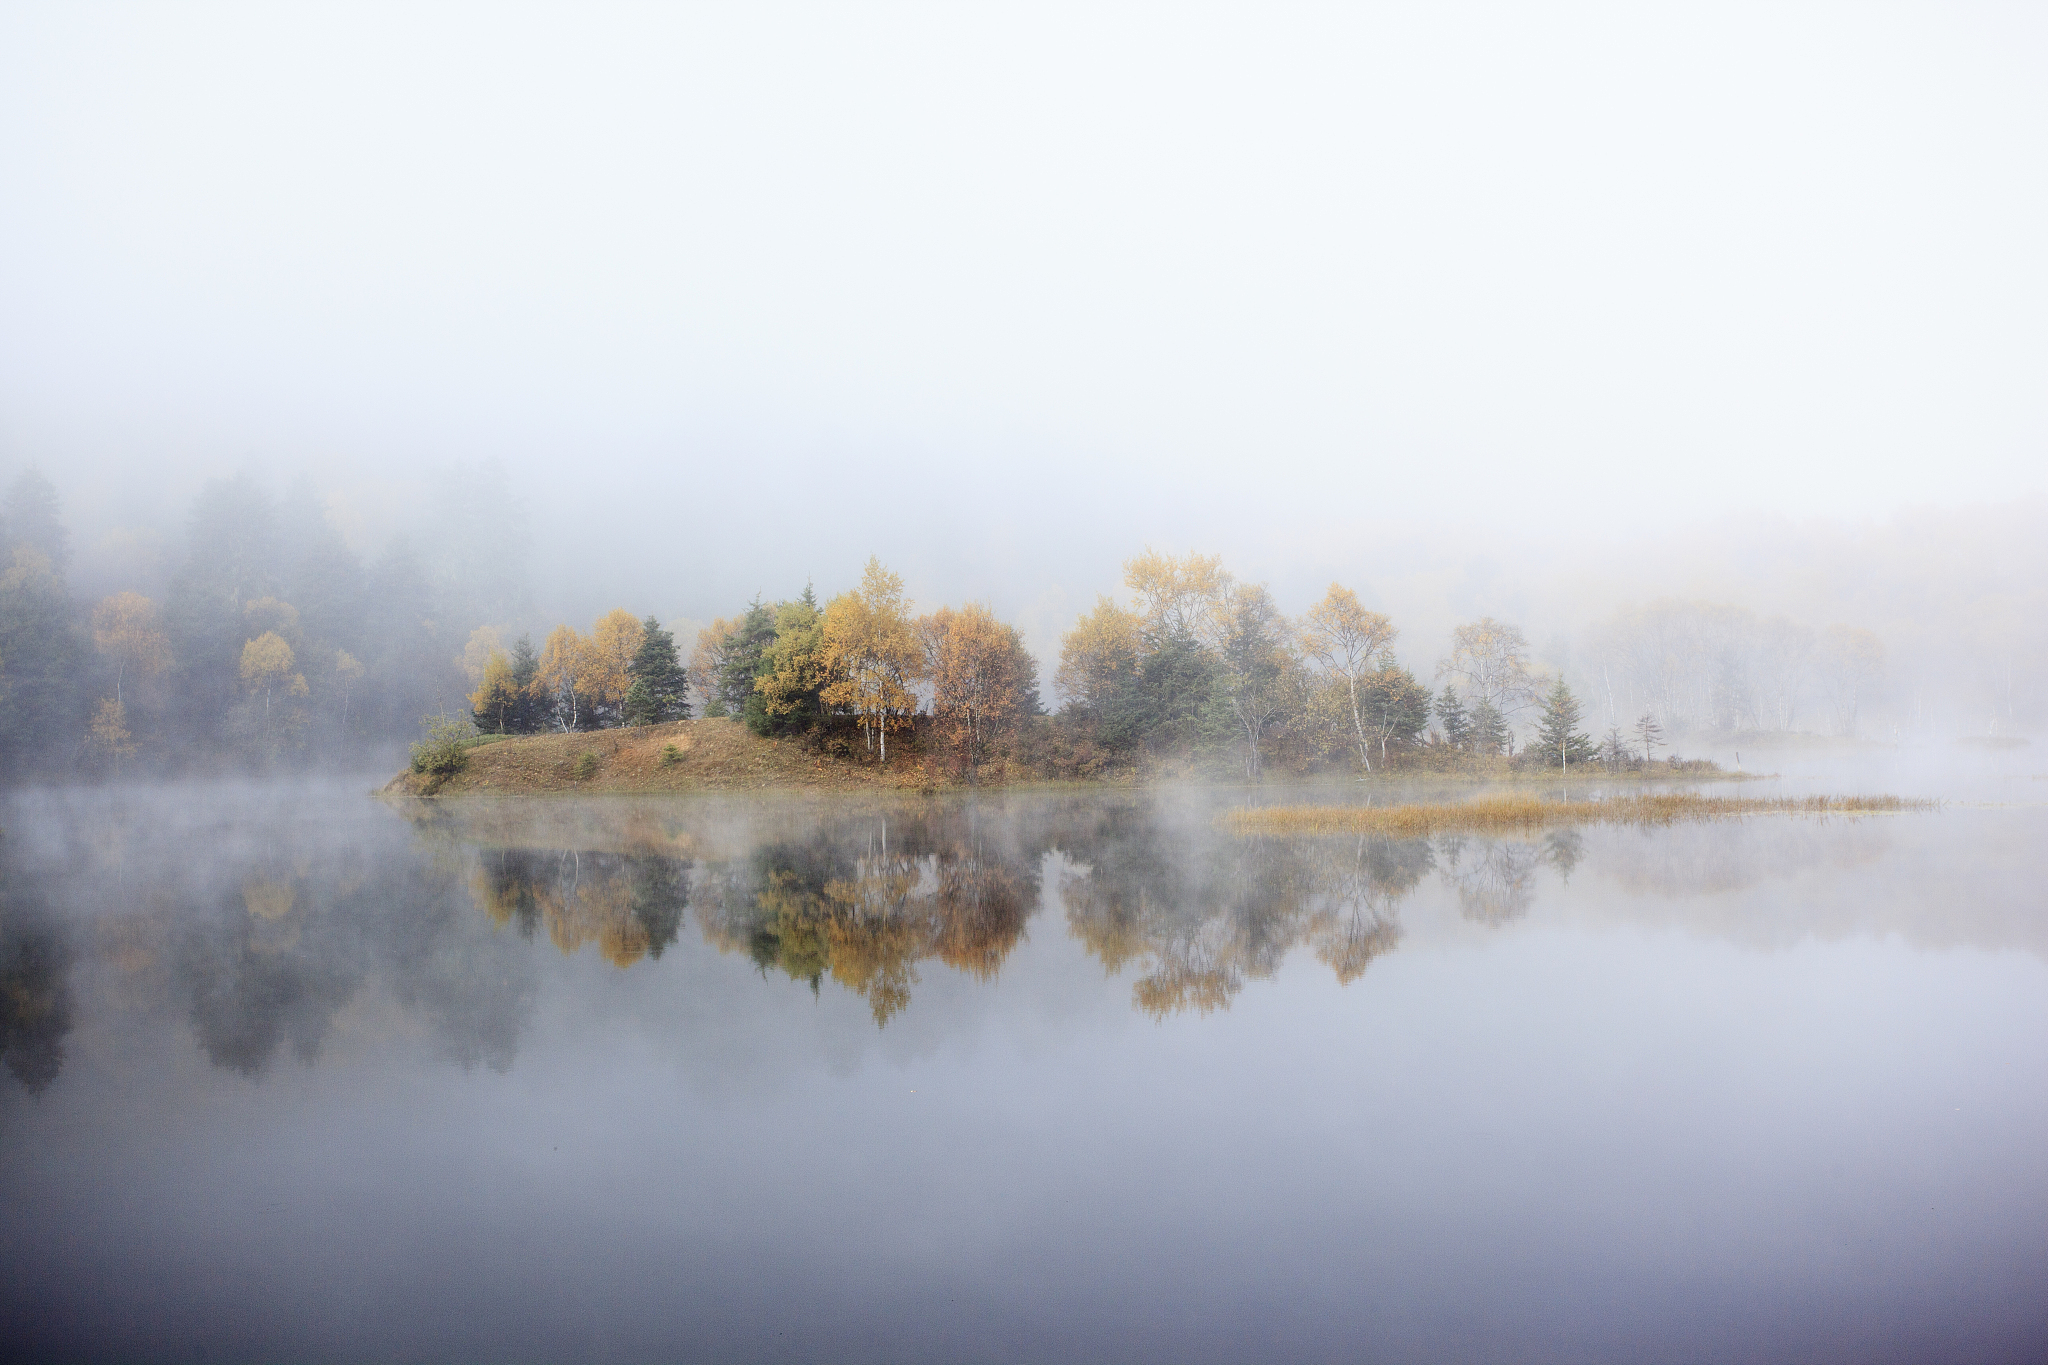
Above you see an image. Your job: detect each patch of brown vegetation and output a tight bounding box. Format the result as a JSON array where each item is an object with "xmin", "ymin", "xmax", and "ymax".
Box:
[
  {"xmin": 382, "ymin": 718, "xmax": 940, "ymax": 797},
  {"xmin": 1221, "ymin": 792, "xmax": 1935, "ymax": 838}
]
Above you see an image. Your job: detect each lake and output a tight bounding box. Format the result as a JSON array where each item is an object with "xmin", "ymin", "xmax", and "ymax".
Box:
[{"xmin": 3, "ymin": 754, "xmax": 2044, "ymax": 1362}]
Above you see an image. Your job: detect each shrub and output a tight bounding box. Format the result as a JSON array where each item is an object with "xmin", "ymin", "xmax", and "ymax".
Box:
[
  {"xmin": 659, "ymin": 743, "xmax": 682, "ymax": 766},
  {"xmin": 409, "ymin": 715, "xmax": 474, "ymax": 776},
  {"xmin": 573, "ymin": 751, "xmax": 599, "ymax": 780}
]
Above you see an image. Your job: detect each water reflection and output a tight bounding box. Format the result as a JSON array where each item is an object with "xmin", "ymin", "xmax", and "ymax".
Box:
[
  {"xmin": 1062, "ymin": 820, "xmax": 1429, "ymax": 1015},
  {"xmin": 0, "ymin": 784, "xmax": 2008, "ymax": 1092},
  {"xmin": 696, "ymin": 816, "xmax": 1034, "ymax": 1025},
  {"xmin": 473, "ymin": 849, "xmax": 689, "ymax": 966},
  {"xmin": 0, "ymin": 868, "xmax": 71, "ymax": 1092}
]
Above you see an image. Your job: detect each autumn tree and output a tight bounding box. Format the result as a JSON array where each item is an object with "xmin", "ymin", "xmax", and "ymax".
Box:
[
  {"xmin": 537, "ymin": 625, "xmax": 589, "ymax": 729},
  {"xmin": 469, "ymin": 648, "xmax": 522, "ymax": 733},
  {"xmin": 623, "ymin": 616, "xmax": 688, "ymax": 726},
  {"xmin": 1437, "ymin": 618, "xmax": 1540, "ymax": 723},
  {"xmin": 1055, "ymin": 596, "xmax": 1143, "ymax": 717},
  {"xmin": 239, "ymin": 630, "xmax": 309, "ymax": 754},
  {"xmin": 919, "ymin": 602, "xmax": 1036, "ymax": 780},
  {"xmin": 1297, "ymin": 583, "xmax": 1397, "ymax": 771},
  {"xmin": 87, "ymin": 698, "xmax": 138, "ymax": 766},
  {"xmin": 91, "ymin": 592, "xmax": 170, "ymax": 708},
  {"xmin": 753, "ymin": 594, "xmax": 830, "ymax": 735},
  {"xmin": 1124, "ymin": 549, "xmax": 1229, "ymax": 638},
  {"xmin": 821, "ymin": 558, "xmax": 922, "ymax": 761},
  {"xmin": 583, "ymin": 610, "xmax": 644, "ymax": 727}
]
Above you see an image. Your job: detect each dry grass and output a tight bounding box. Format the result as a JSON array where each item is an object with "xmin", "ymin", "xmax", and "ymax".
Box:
[
  {"xmin": 382, "ymin": 717, "xmax": 941, "ymax": 797},
  {"xmin": 1222, "ymin": 792, "xmax": 1935, "ymax": 838}
]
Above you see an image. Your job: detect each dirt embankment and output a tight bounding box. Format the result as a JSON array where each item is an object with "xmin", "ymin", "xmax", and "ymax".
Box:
[{"xmin": 383, "ymin": 718, "xmax": 942, "ymax": 796}]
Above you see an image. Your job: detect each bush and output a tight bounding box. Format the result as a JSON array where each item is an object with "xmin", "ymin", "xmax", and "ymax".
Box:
[
  {"xmin": 409, "ymin": 715, "xmax": 474, "ymax": 775},
  {"xmin": 659, "ymin": 743, "xmax": 682, "ymax": 766},
  {"xmin": 573, "ymin": 751, "xmax": 599, "ymax": 780}
]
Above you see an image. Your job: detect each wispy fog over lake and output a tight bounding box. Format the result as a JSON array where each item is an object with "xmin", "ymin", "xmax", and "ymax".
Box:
[{"xmin": 4, "ymin": 751, "xmax": 2044, "ymax": 1361}]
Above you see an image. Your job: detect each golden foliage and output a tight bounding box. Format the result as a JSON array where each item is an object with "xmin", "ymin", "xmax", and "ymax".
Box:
[
  {"xmin": 1297, "ymin": 582, "xmax": 1397, "ymax": 769},
  {"xmin": 461, "ymin": 625, "xmax": 506, "ymax": 684},
  {"xmin": 919, "ymin": 602, "xmax": 1026, "ymax": 775},
  {"xmin": 469, "ymin": 648, "xmax": 519, "ymax": 730},
  {"xmin": 1054, "ymin": 596, "xmax": 1142, "ymax": 711},
  {"xmin": 586, "ymin": 610, "xmax": 644, "ymax": 711},
  {"xmin": 239, "ymin": 632, "xmax": 301, "ymax": 691},
  {"xmin": 538, "ymin": 624, "xmax": 587, "ymax": 725},
  {"xmin": 821, "ymin": 557, "xmax": 922, "ymax": 759},
  {"xmin": 87, "ymin": 697, "xmax": 138, "ymax": 761},
  {"xmin": 1122, "ymin": 548, "xmax": 1229, "ymax": 638},
  {"xmin": 755, "ymin": 597, "xmax": 829, "ymax": 722},
  {"xmin": 91, "ymin": 592, "xmax": 171, "ymax": 696}
]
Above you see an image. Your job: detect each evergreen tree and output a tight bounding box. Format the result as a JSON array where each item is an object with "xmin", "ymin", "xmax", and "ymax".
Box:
[
  {"xmin": 1361, "ymin": 659, "xmax": 1432, "ymax": 764},
  {"xmin": 717, "ymin": 598, "xmax": 779, "ymax": 717},
  {"xmin": 1536, "ymin": 677, "xmax": 1596, "ymax": 768},
  {"xmin": 1435, "ymin": 686, "xmax": 1471, "ymax": 749},
  {"xmin": 1633, "ymin": 711, "xmax": 1665, "ymax": 767},
  {"xmin": 623, "ymin": 616, "xmax": 688, "ymax": 725},
  {"xmin": 1469, "ymin": 697, "xmax": 1509, "ymax": 755},
  {"xmin": 507, "ymin": 634, "xmax": 544, "ymax": 732}
]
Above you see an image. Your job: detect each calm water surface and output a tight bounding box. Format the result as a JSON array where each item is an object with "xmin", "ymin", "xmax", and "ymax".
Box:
[{"xmin": 2, "ymin": 753, "xmax": 2044, "ymax": 1363}]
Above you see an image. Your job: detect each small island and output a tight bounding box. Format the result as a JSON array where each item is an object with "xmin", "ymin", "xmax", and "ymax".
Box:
[{"xmin": 387, "ymin": 550, "xmax": 1763, "ymax": 797}]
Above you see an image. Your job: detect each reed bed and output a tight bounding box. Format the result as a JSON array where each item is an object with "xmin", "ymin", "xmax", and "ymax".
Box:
[{"xmin": 1222, "ymin": 792, "xmax": 1934, "ymax": 839}]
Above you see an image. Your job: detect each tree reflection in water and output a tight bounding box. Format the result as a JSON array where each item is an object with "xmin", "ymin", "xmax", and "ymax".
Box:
[
  {"xmin": 1061, "ymin": 807, "xmax": 1433, "ymax": 1016},
  {"xmin": 694, "ymin": 812, "xmax": 1033, "ymax": 1026},
  {"xmin": 0, "ymin": 867, "xmax": 72, "ymax": 1093},
  {"xmin": 471, "ymin": 850, "xmax": 689, "ymax": 967}
]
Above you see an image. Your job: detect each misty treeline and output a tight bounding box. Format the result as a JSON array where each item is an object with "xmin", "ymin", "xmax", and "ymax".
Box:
[
  {"xmin": 469, "ymin": 556, "xmax": 1044, "ymax": 780},
  {"xmin": 1049, "ymin": 552, "xmax": 1623, "ymax": 779},
  {"xmin": 646, "ymin": 549, "xmax": 1606, "ymax": 781},
  {"xmin": 0, "ymin": 453, "xmax": 2021, "ymax": 787},
  {"xmin": 0, "ymin": 466, "xmax": 529, "ymax": 780}
]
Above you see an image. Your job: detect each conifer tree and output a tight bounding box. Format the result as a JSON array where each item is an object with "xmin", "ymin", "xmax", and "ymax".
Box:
[
  {"xmin": 1633, "ymin": 711, "xmax": 1664, "ymax": 767},
  {"xmin": 507, "ymin": 634, "xmax": 544, "ymax": 732},
  {"xmin": 1469, "ymin": 697, "xmax": 1509, "ymax": 756},
  {"xmin": 1435, "ymin": 686, "xmax": 1471, "ymax": 749},
  {"xmin": 1537, "ymin": 678, "xmax": 1595, "ymax": 769},
  {"xmin": 623, "ymin": 616, "xmax": 689, "ymax": 725}
]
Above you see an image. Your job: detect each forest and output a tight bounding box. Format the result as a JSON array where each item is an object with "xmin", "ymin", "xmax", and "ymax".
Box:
[{"xmin": 0, "ymin": 466, "xmax": 1928, "ymax": 787}]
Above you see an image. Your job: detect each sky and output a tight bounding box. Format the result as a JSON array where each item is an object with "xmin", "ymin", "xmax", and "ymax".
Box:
[{"xmin": 1, "ymin": 2, "xmax": 2043, "ymax": 649}]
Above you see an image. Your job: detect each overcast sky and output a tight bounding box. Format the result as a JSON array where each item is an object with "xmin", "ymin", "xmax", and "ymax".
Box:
[{"xmin": 2, "ymin": 2, "xmax": 2043, "ymax": 638}]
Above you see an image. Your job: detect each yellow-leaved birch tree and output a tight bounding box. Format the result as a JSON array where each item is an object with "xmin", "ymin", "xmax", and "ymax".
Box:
[
  {"xmin": 822, "ymin": 557, "xmax": 922, "ymax": 762},
  {"xmin": 1297, "ymin": 583, "xmax": 1397, "ymax": 771}
]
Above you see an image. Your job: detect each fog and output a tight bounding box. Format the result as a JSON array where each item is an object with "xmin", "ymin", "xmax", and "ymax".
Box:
[{"xmin": 2, "ymin": 4, "xmax": 2045, "ymax": 774}]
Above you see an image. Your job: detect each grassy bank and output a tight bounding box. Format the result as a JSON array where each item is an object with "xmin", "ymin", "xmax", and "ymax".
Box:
[
  {"xmin": 1222, "ymin": 792, "xmax": 1935, "ymax": 839},
  {"xmin": 384, "ymin": 717, "xmax": 953, "ymax": 796}
]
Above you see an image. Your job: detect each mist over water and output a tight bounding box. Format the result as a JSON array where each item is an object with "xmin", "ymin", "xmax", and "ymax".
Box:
[
  {"xmin": 4, "ymin": 5, "xmax": 2047, "ymax": 1360},
  {"xmin": 3, "ymin": 748, "xmax": 2045, "ymax": 1362}
]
